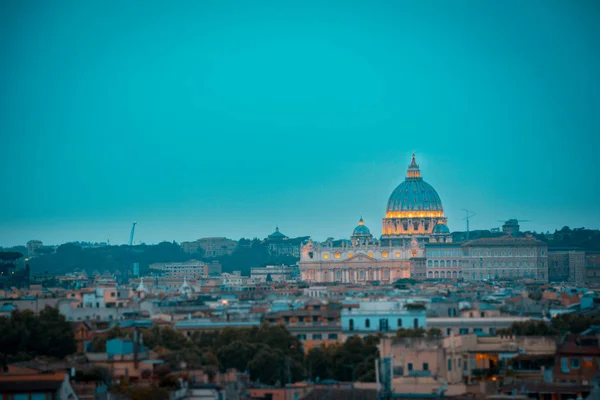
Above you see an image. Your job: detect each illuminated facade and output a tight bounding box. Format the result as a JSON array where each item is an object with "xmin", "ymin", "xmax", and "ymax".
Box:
[{"xmin": 299, "ymin": 155, "xmax": 452, "ymax": 284}]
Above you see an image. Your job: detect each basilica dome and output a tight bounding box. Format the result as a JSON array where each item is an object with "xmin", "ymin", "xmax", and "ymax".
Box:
[
  {"xmin": 386, "ymin": 155, "xmax": 443, "ymax": 214},
  {"xmin": 353, "ymin": 217, "xmax": 371, "ymax": 236}
]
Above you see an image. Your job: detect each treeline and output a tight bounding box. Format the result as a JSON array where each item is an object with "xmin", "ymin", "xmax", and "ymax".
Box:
[
  {"xmin": 498, "ymin": 312, "xmax": 600, "ymax": 336},
  {"xmin": 0, "ymin": 307, "xmax": 76, "ymax": 366},
  {"xmin": 96, "ymin": 324, "xmax": 379, "ymax": 386},
  {"xmin": 24, "ymin": 239, "xmax": 299, "ymax": 277}
]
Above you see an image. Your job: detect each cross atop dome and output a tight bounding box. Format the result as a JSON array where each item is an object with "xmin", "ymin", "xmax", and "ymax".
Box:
[{"xmin": 407, "ymin": 154, "xmax": 421, "ymax": 179}]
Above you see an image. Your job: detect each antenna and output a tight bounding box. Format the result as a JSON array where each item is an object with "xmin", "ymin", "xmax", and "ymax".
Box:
[{"xmin": 462, "ymin": 210, "xmax": 476, "ymax": 240}]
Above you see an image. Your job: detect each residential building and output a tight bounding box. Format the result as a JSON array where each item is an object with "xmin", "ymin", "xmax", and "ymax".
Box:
[
  {"xmin": 378, "ymin": 333, "xmax": 557, "ymax": 396},
  {"xmin": 26, "ymin": 240, "xmax": 43, "ymax": 257},
  {"xmin": 461, "ymin": 235, "xmax": 549, "ymax": 282},
  {"xmin": 207, "ymin": 261, "xmax": 222, "ymax": 276},
  {"xmin": 427, "ymin": 316, "xmax": 532, "ymax": 337},
  {"xmin": 265, "ymin": 299, "xmax": 341, "ymax": 352},
  {"xmin": 251, "ymin": 265, "xmax": 296, "ymax": 282},
  {"xmin": 341, "ymin": 301, "xmax": 426, "ymax": 338},
  {"xmin": 424, "ymin": 243, "xmax": 463, "ymax": 280},
  {"xmin": 0, "ymin": 370, "xmax": 78, "ymax": 400},
  {"xmin": 181, "ymin": 237, "xmax": 238, "ymax": 257},
  {"xmin": 585, "ymin": 251, "xmax": 600, "ymax": 284},
  {"xmin": 149, "ymin": 260, "xmax": 208, "ymax": 279},
  {"xmin": 548, "ymin": 249, "xmax": 586, "ymax": 284},
  {"xmin": 554, "ymin": 334, "xmax": 600, "ymax": 385}
]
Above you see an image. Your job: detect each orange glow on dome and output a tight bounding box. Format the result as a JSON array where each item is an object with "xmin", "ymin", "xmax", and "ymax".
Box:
[{"xmin": 385, "ymin": 211, "xmax": 444, "ymax": 218}]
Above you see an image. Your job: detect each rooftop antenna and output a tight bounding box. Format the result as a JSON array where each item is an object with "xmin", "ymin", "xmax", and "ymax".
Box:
[{"xmin": 462, "ymin": 210, "xmax": 476, "ymax": 240}]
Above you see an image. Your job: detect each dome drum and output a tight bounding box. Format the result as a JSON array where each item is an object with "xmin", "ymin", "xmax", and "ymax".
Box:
[{"xmin": 382, "ymin": 155, "xmax": 449, "ymax": 240}]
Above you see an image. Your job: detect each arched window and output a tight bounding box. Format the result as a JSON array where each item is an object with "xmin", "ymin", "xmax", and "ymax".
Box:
[
  {"xmin": 413, "ymin": 318, "xmax": 419, "ymax": 329},
  {"xmin": 440, "ymin": 260, "xmax": 445, "ymax": 267},
  {"xmin": 452, "ymin": 260, "xmax": 457, "ymax": 267},
  {"xmin": 365, "ymin": 319, "xmax": 371, "ymax": 329},
  {"xmin": 427, "ymin": 260, "xmax": 432, "ymax": 267},
  {"xmin": 349, "ymin": 319, "xmax": 354, "ymax": 331},
  {"xmin": 434, "ymin": 260, "xmax": 439, "ymax": 267},
  {"xmin": 427, "ymin": 271, "xmax": 433, "ymax": 278}
]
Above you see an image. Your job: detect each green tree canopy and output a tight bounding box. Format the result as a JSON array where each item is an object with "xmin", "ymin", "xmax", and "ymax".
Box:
[{"xmin": 0, "ymin": 307, "xmax": 76, "ymax": 364}]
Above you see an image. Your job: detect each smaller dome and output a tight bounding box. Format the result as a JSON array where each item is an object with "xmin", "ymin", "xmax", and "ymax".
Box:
[
  {"xmin": 268, "ymin": 227, "xmax": 288, "ymax": 240},
  {"xmin": 353, "ymin": 217, "xmax": 371, "ymax": 236},
  {"xmin": 433, "ymin": 223, "xmax": 450, "ymax": 234}
]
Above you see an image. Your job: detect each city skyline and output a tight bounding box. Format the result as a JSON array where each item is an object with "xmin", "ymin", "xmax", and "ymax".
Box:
[{"xmin": 1, "ymin": 1, "xmax": 599, "ymax": 247}]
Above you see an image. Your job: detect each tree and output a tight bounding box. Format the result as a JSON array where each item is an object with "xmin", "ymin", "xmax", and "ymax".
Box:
[
  {"xmin": 0, "ymin": 307, "xmax": 76, "ymax": 363},
  {"xmin": 551, "ymin": 313, "xmax": 600, "ymax": 334},
  {"xmin": 396, "ymin": 328, "xmax": 426, "ymax": 338},
  {"xmin": 426, "ymin": 328, "xmax": 443, "ymax": 338},
  {"xmin": 498, "ymin": 320, "xmax": 558, "ymax": 336},
  {"xmin": 248, "ymin": 346, "xmax": 285, "ymax": 385},
  {"xmin": 216, "ymin": 340, "xmax": 256, "ymax": 372}
]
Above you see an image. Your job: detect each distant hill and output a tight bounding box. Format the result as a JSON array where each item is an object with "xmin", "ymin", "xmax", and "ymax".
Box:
[{"xmin": 16, "ymin": 239, "xmax": 299, "ymax": 277}]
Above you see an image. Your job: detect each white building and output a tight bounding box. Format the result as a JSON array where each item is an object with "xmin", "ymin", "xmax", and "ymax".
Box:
[
  {"xmin": 149, "ymin": 260, "xmax": 207, "ymax": 279},
  {"xmin": 250, "ymin": 265, "xmax": 296, "ymax": 282}
]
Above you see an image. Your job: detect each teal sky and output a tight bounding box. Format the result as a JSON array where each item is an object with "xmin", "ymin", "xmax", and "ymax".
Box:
[{"xmin": 1, "ymin": 1, "xmax": 599, "ymax": 247}]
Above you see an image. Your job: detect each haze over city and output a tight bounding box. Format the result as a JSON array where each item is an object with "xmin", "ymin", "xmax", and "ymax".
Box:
[{"xmin": 1, "ymin": 0, "xmax": 599, "ymax": 247}]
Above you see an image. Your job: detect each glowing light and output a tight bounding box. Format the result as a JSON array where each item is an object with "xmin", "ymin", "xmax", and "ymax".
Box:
[
  {"xmin": 334, "ymin": 253, "xmax": 341, "ymax": 259},
  {"xmin": 382, "ymin": 251, "xmax": 388, "ymax": 258},
  {"xmin": 323, "ymin": 254, "xmax": 329, "ymax": 259},
  {"xmin": 385, "ymin": 211, "xmax": 444, "ymax": 218}
]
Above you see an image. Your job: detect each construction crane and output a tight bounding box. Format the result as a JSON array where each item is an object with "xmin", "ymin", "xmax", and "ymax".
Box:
[
  {"xmin": 128, "ymin": 222, "xmax": 138, "ymax": 280},
  {"xmin": 129, "ymin": 222, "xmax": 137, "ymax": 246},
  {"xmin": 462, "ymin": 209, "xmax": 476, "ymax": 240}
]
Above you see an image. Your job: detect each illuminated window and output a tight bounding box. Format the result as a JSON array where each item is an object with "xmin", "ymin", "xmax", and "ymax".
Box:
[
  {"xmin": 368, "ymin": 253, "xmax": 373, "ymax": 258},
  {"xmin": 323, "ymin": 254, "xmax": 329, "ymax": 259},
  {"xmin": 395, "ymin": 252, "xmax": 400, "ymax": 258},
  {"xmin": 382, "ymin": 251, "xmax": 388, "ymax": 258},
  {"xmin": 348, "ymin": 253, "xmax": 353, "ymax": 258},
  {"xmin": 335, "ymin": 253, "xmax": 341, "ymax": 259}
]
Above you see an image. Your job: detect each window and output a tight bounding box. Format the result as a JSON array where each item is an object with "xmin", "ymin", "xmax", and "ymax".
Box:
[
  {"xmin": 349, "ymin": 319, "xmax": 354, "ymax": 331},
  {"xmin": 571, "ymin": 358, "xmax": 580, "ymax": 369},
  {"xmin": 335, "ymin": 252, "xmax": 341, "ymax": 259},
  {"xmin": 423, "ymin": 363, "xmax": 429, "ymax": 371},
  {"xmin": 447, "ymin": 328, "xmax": 452, "ymax": 336},
  {"xmin": 397, "ymin": 318, "xmax": 403, "ymax": 328},
  {"xmin": 460, "ymin": 328, "xmax": 469, "ymax": 334},
  {"xmin": 407, "ymin": 363, "xmax": 413, "ymax": 372},
  {"xmin": 413, "ymin": 318, "xmax": 419, "ymax": 329},
  {"xmin": 447, "ymin": 359, "xmax": 452, "ymax": 371},
  {"xmin": 328, "ymin": 333, "xmax": 338, "ymax": 340},
  {"xmin": 297, "ymin": 334, "xmax": 307, "ymax": 340},
  {"xmin": 480, "ymin": 312, "xmax": 485, "ymax": 318},
  {"xmin": 365, "ymin": 319, "xmax": 371, "ymax": 328},
  {"xmin": 323, "ymin": 253, "xmax": 329, "ymax": 259},
  {"xmin": 312, "ymin": 334, "xmax": 322, "ymax": 340}
]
